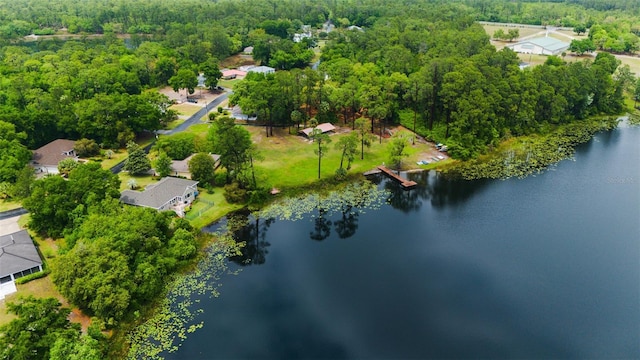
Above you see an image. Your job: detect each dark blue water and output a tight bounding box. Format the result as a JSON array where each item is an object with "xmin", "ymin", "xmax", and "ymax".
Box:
[{"xmin": 170, "ymin": 124, "xmax": 639, "ymax": 359}]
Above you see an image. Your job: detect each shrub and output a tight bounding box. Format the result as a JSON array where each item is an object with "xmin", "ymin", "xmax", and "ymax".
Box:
[
  {"xmin": 15, "ymin": 268, "xmax": 51, "ymax": 285},
  {"xmin": 223, "ymin": 182, "xmax": 247, "ymax": 203}
]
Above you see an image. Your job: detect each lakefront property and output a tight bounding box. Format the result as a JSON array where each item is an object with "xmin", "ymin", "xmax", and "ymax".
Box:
[
  {"xmin": 120, "ymin": 177, "xmax": 199, "ymax": 217},
  {"xmin": 0, "ymin": 0, "xmax": 639, "ymax": 359}
]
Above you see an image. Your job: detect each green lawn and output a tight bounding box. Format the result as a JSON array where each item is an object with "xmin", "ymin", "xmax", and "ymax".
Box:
[
  {"xmin": 0, "ymin": 276, "xmax": 68, "ymax": 327},
  {"xmin": 170, "ymin": 103, "xmax": 202, "ymax": 116},
  {"xmin": 247, "ymin": 126, "xmax": 435, "ymax": 191},
  {"xmin": 118, "ymin": 173, "xmax": 159, "ymax": 191},
  {"xmin": 165, "ymin": 118, "xmax": 186, "ymax": 130},
  {"xmin": 0, "ymin": 199, "xmax": 22, "ymax": 212},
  {"xmin": 88, "ymin": 148, "xmax": 127, "ymax": 170},
  {"xmin": 182, "ymin": 123, "xmax": 210, "ymax": 135},
  {"xmin": 187, "ymin": 189, "xmax": 244, "ymax": 229},
  {"xmin": 218, "ymin": 79, "xmax": 239, "ymax": 90}
]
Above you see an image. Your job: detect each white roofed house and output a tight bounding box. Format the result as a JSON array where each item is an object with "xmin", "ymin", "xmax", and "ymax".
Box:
[
  {"xmin": 120, "ymin": 177, "xmax": 199, "ymax": 217},
  {"xmin": 247, "ymin": 66, "xmax": 275, "ymax": 75},
  {"xmin": 0, "ymin": 230, "xmax": 44, "ymax": 299}
]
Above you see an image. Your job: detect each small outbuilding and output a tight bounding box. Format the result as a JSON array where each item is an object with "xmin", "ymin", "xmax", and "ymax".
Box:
[
  {"xmin": 0, "ymin": 230, "xmax": 44, "ymax": 299},
  {"xmin": 299, "ymin": 123, "xmax": 336, "ymax": 137}
]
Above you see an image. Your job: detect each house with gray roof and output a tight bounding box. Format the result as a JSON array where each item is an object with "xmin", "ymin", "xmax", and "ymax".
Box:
[
  {"xmin": 30, "ymin": 139, "xmax": 77, "ymax": 174},
  {"xmin": 170, "ymin": 153, "xmax": 221, "ymax": 179},
  {"xmin": 0, "ymin": 230, "xmax": 43, "ymax": 299},
  {"xmin": 120, "ymin": 177, "xmax": 199, "ymax": 217},
  {"xmin": 506, "ymin": 36, "xmax": 569, "ymax": 55}
]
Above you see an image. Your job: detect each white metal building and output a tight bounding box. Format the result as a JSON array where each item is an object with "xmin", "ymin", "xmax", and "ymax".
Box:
[{"xmin": 506, "ymin": 36, "xmax": 570, "ymax": 55}]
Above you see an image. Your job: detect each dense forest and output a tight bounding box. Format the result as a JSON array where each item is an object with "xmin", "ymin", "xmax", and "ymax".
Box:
[{"xmin": 0, "ymin": 0, "xmax": 637, "ymax": 358}]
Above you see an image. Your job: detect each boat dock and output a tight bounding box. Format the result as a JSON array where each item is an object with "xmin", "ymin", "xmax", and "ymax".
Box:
[{"xmin": 376, "ymin": 166, "xmax": 417, "ymax": 189}]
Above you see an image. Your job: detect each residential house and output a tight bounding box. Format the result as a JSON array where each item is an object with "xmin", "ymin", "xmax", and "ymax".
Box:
[
  {"xmin": 221, "ymin": 69, "xmax": 247, "ymax": 80},
  {"xmin": 30, "ymin": 139, "xmax": 77, "ymax": 174},
  {"xmin": 120, "ymin": 177, "xmax": 199, "ymax": 217},
  {"xmin": 0, "ymin": 230, "xmax": 44, "ymax": 299},
  {"xmin": 170, "ymin": 153, "xmax": 221, "ymax": 178}
]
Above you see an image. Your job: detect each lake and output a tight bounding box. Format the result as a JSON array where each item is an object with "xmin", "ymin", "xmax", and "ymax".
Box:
[{"xmin": 167, "ymin": 123, "xmax": 639, "ymax": 359}]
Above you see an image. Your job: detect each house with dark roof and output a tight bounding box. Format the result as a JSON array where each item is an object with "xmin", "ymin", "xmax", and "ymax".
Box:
[
  {"xmin": 170, "ymin": 153, "xmax": 221, "ymax": 178},
  {"xmin": 506, "ymin": 36, "xmax": 570, "ymax": 55},
  {"xmin": 120, "ymin": 177, "xmax": 199, "ymax": 217},
  {"xmin": 299, "ymin": 123, "xmax": 336, "ymax": 137},
  {"xmin": 0, "ymin": 230, "xmax": 43, "ymax": 299},
  {"xmin": 30, "ymin": 139, "xmax": 77, "ymax": 174}
]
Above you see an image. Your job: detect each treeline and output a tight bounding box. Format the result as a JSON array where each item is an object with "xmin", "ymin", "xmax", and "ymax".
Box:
[
  {"xmin": 231, "ymin": 13, "xmax": 630, "ymax": 159},
  {"xmin": 2, "ymin": 0, "xmax": 639, "ymax": 38}
]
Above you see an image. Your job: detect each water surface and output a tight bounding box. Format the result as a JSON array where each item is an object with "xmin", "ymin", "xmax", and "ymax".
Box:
[{"xmin": 170, "ymin": 124, "xmax": 639, "ymax": 359}]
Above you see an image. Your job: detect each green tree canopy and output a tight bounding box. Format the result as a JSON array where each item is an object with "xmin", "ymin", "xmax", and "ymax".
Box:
[
  {"xmin": 0, "ymin": 121, "xmax": 32, "ymax": 183},
  {"xmin": 0, "ymin": 297, "xmax": 81, "ymax": 360},
  {"xmin": 155, "ymin": 151, "xmax": 173, "ymax": 177},
  {"xmin": 54, "ymin": 201, "xmax": 198, "ymax": 323},
  {"xmin": 188, "ymin": 152, "xmax": 216, "ymax": 185},
  {"xmin": 207, "ymin": 116, "xmax": 253, "ymax": 185},
  {"xmin": 124, "ymin": 141, "xmax": 151, "ymax": 175},
  {"xmin": 23, "ymin": 162, "xmax": 120, "ymax": 237},
  {"xmin": 169, "ymin": 68, "xmax": 198, "ymax": 95}
]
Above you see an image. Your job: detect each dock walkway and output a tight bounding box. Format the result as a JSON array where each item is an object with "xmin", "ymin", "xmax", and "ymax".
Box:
[{"xmin": 376, "ymin": 166, "xmax": 417, "ymax": 189}]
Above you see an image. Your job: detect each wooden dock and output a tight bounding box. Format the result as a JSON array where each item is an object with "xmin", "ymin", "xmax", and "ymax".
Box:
[{"xmin": 376, "ymin": 166, "xmax": 417, "ymax": 189}]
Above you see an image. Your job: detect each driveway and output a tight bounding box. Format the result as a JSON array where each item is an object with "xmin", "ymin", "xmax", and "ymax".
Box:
[{"xmin": 0, "ymin": 215, "xmax": 21, "ymax": 236}]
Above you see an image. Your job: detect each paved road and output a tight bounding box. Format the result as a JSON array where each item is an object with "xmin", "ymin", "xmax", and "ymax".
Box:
[
  {"xmin": 110, "ymin": 92, "xmax": 230, "ymax": 174},
  {"xmin": 0, "ymin": 207, "xmax": 27, "ymax": 221},
  {"xmin": 158, "ymin": 92, "xmax": 230, "ymax": 135}
]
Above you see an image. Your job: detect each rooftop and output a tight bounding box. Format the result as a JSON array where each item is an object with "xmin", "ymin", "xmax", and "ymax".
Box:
[
  {"xmin": 120, "ymin": 177, "xmax": 198, "ymax": 209},
  {"xmin": 0, "ymin": 230, "xmax": 42, "ymax": 278},
  {"xmin": 299, "ymin": 123, "xmax": 336, "ymax": 137},
  {"xmin": 511, "ymin": 36, "xmax": 569, "ymax": 52},
  {"xmin": 171, "ymin": 153, "xmax": 221, "ymax": 174},
  {"xmin": 31, "ymin": 139, "xmax": 76, "ymax": 166}
]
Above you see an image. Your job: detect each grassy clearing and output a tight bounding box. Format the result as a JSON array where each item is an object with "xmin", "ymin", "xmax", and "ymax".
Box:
[
  {"xmin": 0, "ymin": 277, "xmax": 67, "ymax": 327},
  {"xmin": 218, "ymin": 78, "xmax": 239, "ymax": 89},
  {"xmin": 188, "ymin": 189, "xmax": 244, "ymax": 229},
  {"xmin": 483, "ymin": 24, "xmax": 543, "ymax": 40},
  {"xmin": 181, "ymin": 123, "xmax": 210, "ymax": 135},
  {"xmin": 169, "ymin": 103, "xmax": 202, "ymax": 116},
  {"xmin": 118, "ymin": 173, "xmax": 159, "ymax": 191},
  {"xmin": 165, "ymin": 118, "xmax": 186, "ymax": 130},
  {"xmin": 0, "ymin": 200, "xmax": 21, "ymax": 212},
  {"xmin": 617, "ymin": 56, "xmax": 640, "ymax": 77},
  {"xmin": 247, "ymin": 125, "xmax": 434, "ymax": 190},
  {"xmin": 88, "ymin": 148, "xmax": 127, "ymax": 170}
]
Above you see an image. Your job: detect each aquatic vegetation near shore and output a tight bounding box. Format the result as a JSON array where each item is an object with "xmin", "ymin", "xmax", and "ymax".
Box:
[
  {"xmin": 443, "ymin": 118, "xmax": 620, "ymax": 180},
  {"xmin": 258, "ymin": 181, "xmax": 389, "ymax": 221},
  {"xmin": 126, "ymin": 237, "xmax": 242, "ymax": 359},
  {"xmin": 125, "ymin": 182, "xmax": 386, "ymax": 358}
]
